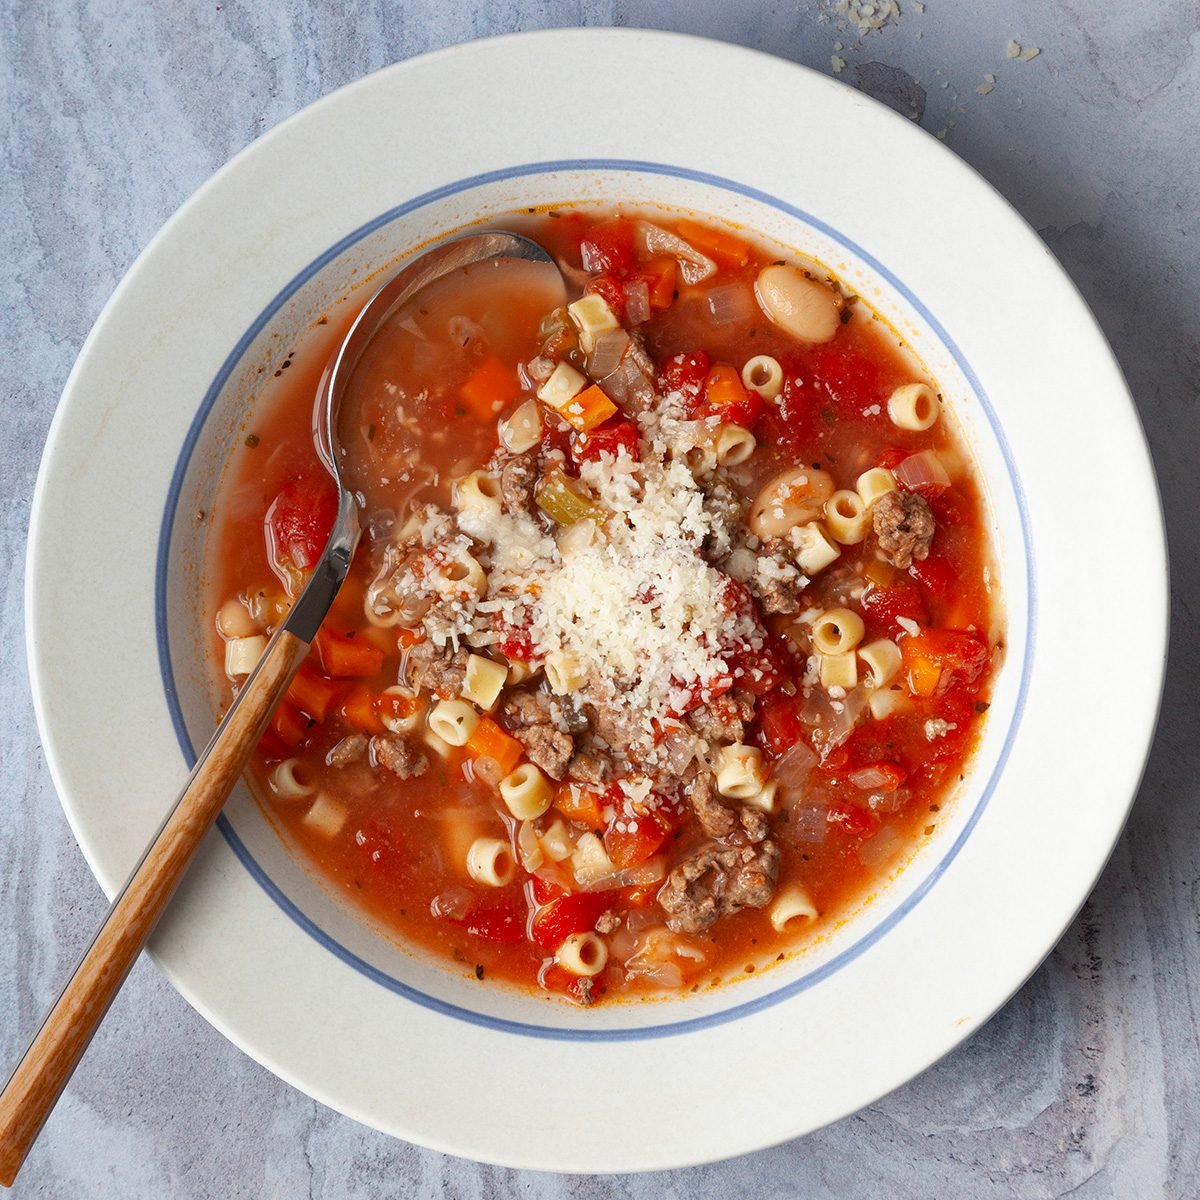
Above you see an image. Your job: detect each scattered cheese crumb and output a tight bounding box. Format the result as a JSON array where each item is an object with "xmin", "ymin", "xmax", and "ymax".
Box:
[
  {"xmin": 832, "ymin": 55, "xmax": 847, "ymax": 74},
  {"xmin": 976, "ymin": 81, "xmax": 995, "ymax": 95},
  {"xmin": 837, "ymin": 0, "xmax": 900, "ymax": 35},
  {"xmin": 1006, "ymin": 39, "xmax": 1021, "ymax": 58},
  {"xmin": 1019, "ymin": 45, "xmax": 1041, "ymax": 61}
]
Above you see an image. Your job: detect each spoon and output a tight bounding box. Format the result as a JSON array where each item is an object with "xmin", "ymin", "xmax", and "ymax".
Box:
[{"xmin": 0, "ymin": 230, "xmax": 560, "ymax": 1186}]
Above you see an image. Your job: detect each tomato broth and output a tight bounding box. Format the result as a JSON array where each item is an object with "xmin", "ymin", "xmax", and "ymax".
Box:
[{"xmin": 206, "ymin": 208, "xmax": 1002, "ymax": 1006}]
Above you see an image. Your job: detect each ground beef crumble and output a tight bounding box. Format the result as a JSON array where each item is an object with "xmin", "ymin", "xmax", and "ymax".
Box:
[
  {"xmin": 873, "ymin": 489, "xmax": 935, "ymax": 568},
  {"xmin": 658, "ymin": 840, "xmax": 781, "ymax": 934},
  {"xmin": 370, "ymin": 735, "xmax": 428, "ymax": 779}
]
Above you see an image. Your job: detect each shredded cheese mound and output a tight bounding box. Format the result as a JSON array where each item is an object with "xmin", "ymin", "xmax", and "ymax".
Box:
[{"xmin": 532, "ymin": 453, "xmax": 759, "ymax": 726}]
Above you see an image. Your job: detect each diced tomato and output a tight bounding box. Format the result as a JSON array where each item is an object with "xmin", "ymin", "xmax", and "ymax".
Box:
[
  {"xmin": 339, "ymin": 684, "xmax": 384, "ymax": 733},
  {"xmin": 700, "ymin": 363, "xmax": 764, "ymax": 428},
  {"xmin": 657, "ymin": 350, "xmax": 711, "ymax": 407},
  {"xmin": 908, "ymin": 553, "xmax": 955, "ymax": 597},
  {"xmin": 604, "ymin": 808, "xmax": 675, "ymax": 869},
  {"xmin": 920, "ymin": 689, "xmax": 979, "ymax": 764},
  {"xmin": 580, "ymin": 219, "xmax": 636, "ymax": 276},
  {"xmin": 665, "ymin": 670, "xmax": 734, "ymax": 718},
  {"xmin": 923, "ymin": 486, "xmax": 968, "ymax": 527},
  {"xmin": 265, "ymin": 471, "xmax": 338, "ymax": 572},
  {"xmin": 732, "ymin": 636, "xmax": 790, "ymax": 696},
  {"xmin": 540, "ymin": 417, "xmax": 575, "ymax": 472},
  {"xmin": 571, "ymin": 419, "xmax": 641, "ymax": 464},
  {"xmin": 531, "ymin": 890, "xmax": 615, "ymax": 950},
  {"xmin": 757, "ymin": 690, "xmax": 802, "ymax": 754},
  {"xmin": 314, "ymin": 628, "xmax": 385, "ymax": 678},
  {"xmin": 286, "ymin": 661, "xmax": 343, "ymax": 722},
  {"xmin": 529, "ymin": 876, "xmax": 566, "ymax": 907},
  {"xmin": 876, "ymin": 446, "xmax": 910, "ymax": 471},
  {"xmin": 805, "ymin": 344, "xmax": 885, "ymax": 419},
  {"xmin": 769, "ymin": 368, "xmax": 823, "ymax": 448},
  {"xmin": 829, "ymin": 804, "xmax": 877, "ymax": 839},
  {"xmin": 257, "ymin": 726, "xmax": 289, "ymax": 760},
  {"xmin": 458, "ymin": 903, "xmax": 525, "ymax": 945},
  {"xmin": 631, "ymin": 257, "xmax": 677, "ymax": 310},
  {"xmin": 496, "ymin": 619, "xmax": 536, "ymax": 662},
  {"xmin": 270, "ymin": 700, "xmax": 311, "ymax": 749},
  {"xmin": 860, "ymin": 580, "xmax": 929, "ymax": 631},
  {"xmin": 584, "ymin": 273, "xmax": 627, "ymax": 322}
]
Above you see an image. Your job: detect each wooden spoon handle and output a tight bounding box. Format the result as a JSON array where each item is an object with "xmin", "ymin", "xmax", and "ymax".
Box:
[{"xmin": 0, "ymin": 629, "xmax": 310, "ymax": 1187}]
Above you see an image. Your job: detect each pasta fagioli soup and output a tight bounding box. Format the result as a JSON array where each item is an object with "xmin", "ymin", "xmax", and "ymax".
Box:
[{"xmin": 206, "ymin": 208, "xmax": 1002, "ymax": 1006}]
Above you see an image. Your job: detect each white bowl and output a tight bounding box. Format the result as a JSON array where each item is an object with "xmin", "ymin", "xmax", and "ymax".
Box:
[{"xmin": 26, "ymin": 29, "xmax": 1166, "ymax": 1171}]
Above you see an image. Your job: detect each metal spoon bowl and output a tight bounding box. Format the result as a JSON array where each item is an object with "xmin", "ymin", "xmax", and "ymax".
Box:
[{"xmin": 0, "ymin": 230, "xmax": 560, "ymax": 1186}]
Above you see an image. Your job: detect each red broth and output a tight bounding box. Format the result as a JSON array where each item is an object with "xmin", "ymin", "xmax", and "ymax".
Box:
[{"xmin": 206, "ymin": 209, "xmax": 1002, "ymax": 1006}]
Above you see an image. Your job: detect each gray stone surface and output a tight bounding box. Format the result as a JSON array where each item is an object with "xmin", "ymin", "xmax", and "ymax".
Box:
[{"xmin": 1, "ymin": 1, "xmax": 1196, "ymax": 1196}]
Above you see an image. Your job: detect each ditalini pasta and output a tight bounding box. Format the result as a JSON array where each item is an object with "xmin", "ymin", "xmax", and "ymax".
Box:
[{"xmin": 207, "ymin": 207, "xmax": 1001, "ymax": 1007}]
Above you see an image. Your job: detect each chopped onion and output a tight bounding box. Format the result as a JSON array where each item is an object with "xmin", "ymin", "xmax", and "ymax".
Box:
[
  {"xmin": 657, "ymin": 729, "xmax": 706, "ymax": 775},
  {"xmin": 587, "ymin": 328, "xmax": 630, "ymax": 379},
  {"xmin": 516, "ymin": 820, "xmax": 544, "ymax": 871},
  {"xmin": 773, "ymin": 738, "xmax": 817, "ymax": 799},
  {"xmin": 608, "ymin": 354, "xmax": 655, "ymax": 410},
  {"xmin": 430, "ymin": 886, "xmax": 473, "ymax": 921},
  {"xmin": 791, "ymin": 803, "xmax": 829, "ymax": 844},
  {"xmin": 579, "ymin": 856, "xmax": 666, "ymax": 893},
  {"xmin": 800, "ymin": 686, "xmax": 868, "ymax": 758},
  {"xmin": 858, "ymin": 824, "xmax": 905, "ymax": 869},
  {"xmin": 893, "ymin": 450, "xmax": 951, "ymax": 491},
  {"xmin": 867, "ymin": 787, "xmax": 909, "ymax": 815},
  {"xmin": 705, "ymin": 282, "xmax": 755, "ymax": 325},
  {"xmin": 848, "ymin": 764, "xmax": 896, "ymax": 790},
  {"xmin": 633, "ymin": 221, "xmax": 717, "ymax": 284},
  {"xmin": 366, "ymin": 508, "xmax": 396, "ymax": 544},
  {"xmin": 448, "ymin": 315, "xmax": 486, "ymax": 349},
  {"xmin": 556, "ymin": 517, "xmax": 597, "ymax": 556},
  {"xmin": 623, "ymin": 958, "xmax": 684, "ymax": 988},
  {"xmin": 624, "ymin": 279, "xmax": 652, "ymax": 326}
]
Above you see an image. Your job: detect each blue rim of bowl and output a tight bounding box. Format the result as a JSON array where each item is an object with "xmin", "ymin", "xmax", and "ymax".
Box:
[{"xmin": 156, "ymin": 158, "xmax": 1035, "ymax": 1041}]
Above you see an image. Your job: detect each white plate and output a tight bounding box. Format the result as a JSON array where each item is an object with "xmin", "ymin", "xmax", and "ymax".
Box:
[{"xmin": 26, "ymin": 29, "xmax": 1167, "ymax": 1171}]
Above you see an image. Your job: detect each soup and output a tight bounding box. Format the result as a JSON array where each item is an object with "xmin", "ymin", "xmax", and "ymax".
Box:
[{"xmin": 207, "ymin": 208, "xmax": 1001, "ymax": 1006}]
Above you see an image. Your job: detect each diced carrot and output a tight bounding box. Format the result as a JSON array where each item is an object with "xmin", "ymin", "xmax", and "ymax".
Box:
[
  {"xmin": 676, "ymin": 219, "xmax": 751, "ymax": 269},
  {"xmin": 314, "ymin": 628, "xmax": 385, "ymax": 678},
  {"xmin": 635, "ymin": 258, "xmax": 677, "ymax": 309},
  {"xmin": 466, "ymin": 717, "xmax": 524, "ymax": 778},
  {"xmin": 903, "ymin": 647, "xmax": 943, "ymax": 697},
  {"xmin": 558, "ymin": 384, "xmax": 618, "ymax": 433},
  {"xmin": 863, "ymin": 558, "xmax": 897, "ymax": 588},
  {"xmin": 286, "ymin": 661, "xmax": 344, "ymax": 722},
  {"xmin": 270, "ymin": 700, "xmax": 311, "ymax": 749},
  {"xmin": 705, "ymin": 363, "xmax": 751, "ymax": 410},
  {"xmin": 460, "ymin": 357, "xmax": 517, "ymax": 422},
  {"xmin": 340, "ymin": 683, "xmax": 384, "ymax": 733},
  {"xmin": 553, "ymin": 783, "xmax": 607, "ymax": 831}
]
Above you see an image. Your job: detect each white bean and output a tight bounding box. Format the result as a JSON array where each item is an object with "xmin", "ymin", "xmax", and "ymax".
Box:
[
  {"xmin": 748, "ymin": 468, "xmax": 834, "ymax": 539},
  {"xmin": 754, "ymin": 264, "xmax": 842, "ymax": 344}
]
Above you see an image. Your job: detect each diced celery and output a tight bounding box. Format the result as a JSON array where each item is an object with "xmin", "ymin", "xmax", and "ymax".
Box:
[{"xmin": 535, "ymin": 469, "xmax": 608, "ymax": 527}]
